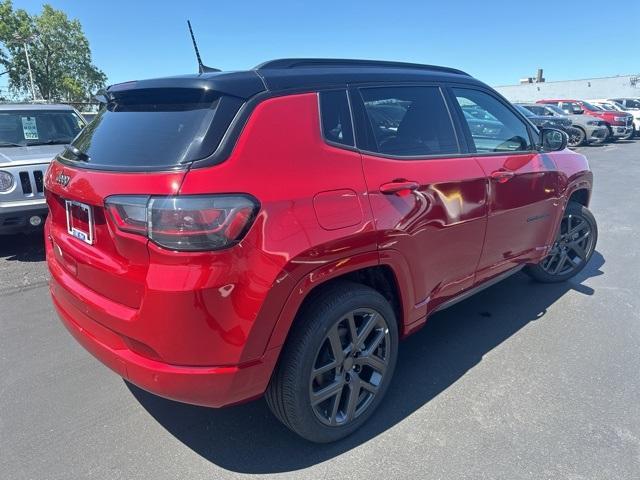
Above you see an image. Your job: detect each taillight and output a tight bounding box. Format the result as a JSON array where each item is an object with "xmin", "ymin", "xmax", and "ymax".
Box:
[
  {"xmin": 105, "ymin": 195, "xmax": 259, "ymax": 251},
  {"xmin": 106, "ymin": 195, "xmax": 149, "ymax": 234}
]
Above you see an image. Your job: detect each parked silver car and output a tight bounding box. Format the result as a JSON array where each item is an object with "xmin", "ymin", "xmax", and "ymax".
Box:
[
  {"xmin": 0, "ymin": 104, "xmax": 85, "ymax": 234},
  {"xmin": 518, "ymin": 103, "xmax": 608, "ymax": 146}
]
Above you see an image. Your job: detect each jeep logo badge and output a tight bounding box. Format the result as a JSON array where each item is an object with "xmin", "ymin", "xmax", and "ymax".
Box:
[{"xmin": 56, "ymin": 173, "xmax": 71, "ymax": 187}]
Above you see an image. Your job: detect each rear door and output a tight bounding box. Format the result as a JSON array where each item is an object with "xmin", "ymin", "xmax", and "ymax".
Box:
[
  {"xmin": 449, "ymin": 87, "xmax": 561, "ymax": 283},
  {"xmin": 352, "ymin": 84, "xmax": 488, "ymax": 314}
]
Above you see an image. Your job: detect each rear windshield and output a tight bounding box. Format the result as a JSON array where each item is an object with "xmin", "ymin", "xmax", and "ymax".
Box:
[
  {"xmin": 0, "ymin": 110, "xmax": 85, "ymax": 147},
  {"xmin": 67, "ymin": 88, "xmax": 242, "ymax": 170}
]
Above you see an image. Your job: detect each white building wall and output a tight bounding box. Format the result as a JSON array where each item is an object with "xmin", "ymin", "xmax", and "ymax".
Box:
[{"xmin": 495, "ymin": 75, "xmax": 640, "ymax": 102}]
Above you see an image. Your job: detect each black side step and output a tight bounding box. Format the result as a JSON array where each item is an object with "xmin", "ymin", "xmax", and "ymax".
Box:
[{"xmin": 432, "ymin": 265, "xmax": 525, "ymax": 314}]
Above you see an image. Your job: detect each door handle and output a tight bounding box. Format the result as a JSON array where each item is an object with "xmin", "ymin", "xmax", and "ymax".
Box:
[
  {"xmin": 490, "ymin": 170, "xmax": 515, "ymax": 183},
  {"xmin": 380, "ymin": 180, "xmax": 420, "ymax": 196}
]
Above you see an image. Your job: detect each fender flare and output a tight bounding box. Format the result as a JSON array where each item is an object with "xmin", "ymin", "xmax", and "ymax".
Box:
[
  {"xmin": 262, "ymin": 248, "xmax": 417, "ymax": 357},
  {"xmin": 544, "ymin": 171, "xmax": 593, "ymax": 251}
]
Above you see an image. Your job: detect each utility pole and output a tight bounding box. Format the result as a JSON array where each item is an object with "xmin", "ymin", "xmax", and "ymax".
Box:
[{"xmin": 13, "ymin": 33, "xmax": 38, "ymax": 101}]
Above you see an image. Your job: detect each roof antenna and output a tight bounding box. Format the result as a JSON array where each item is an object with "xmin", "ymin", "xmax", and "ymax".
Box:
[{"xmin": 187, "ymin": 20, "xmax": 220, "ymax": 73}]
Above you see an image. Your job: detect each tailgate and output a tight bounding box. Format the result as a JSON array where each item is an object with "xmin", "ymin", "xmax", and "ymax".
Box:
[{"xmin": 45, "ymin": 160, "xmax": 185, "ymax": 308}]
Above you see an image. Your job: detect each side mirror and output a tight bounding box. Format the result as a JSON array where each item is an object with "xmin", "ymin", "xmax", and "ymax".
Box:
[
  {"xmin": 93, "ymin": 88, "xmax": 110, "ymax": 104},
  {"xmin": 540, "ymin": 128, "xmax": 568, "ymax": 152},
  {"xmin": 574, "ymin": 109, "xmax": 584, "ymax": 115}
]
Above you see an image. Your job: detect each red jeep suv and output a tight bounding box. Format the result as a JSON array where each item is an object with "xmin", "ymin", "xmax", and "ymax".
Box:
[{"xmin": 45, "ymin": 59, "xmax": 598, "ymax": 442}]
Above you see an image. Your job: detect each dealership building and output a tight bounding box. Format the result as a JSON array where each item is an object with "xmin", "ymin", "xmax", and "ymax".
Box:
[{"xmin": 495, "ymin": 71, "xmax": 640, "ymax": 103}]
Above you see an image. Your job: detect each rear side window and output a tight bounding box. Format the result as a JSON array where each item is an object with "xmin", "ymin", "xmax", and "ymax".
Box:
[
  {"xmin": 559, "ymin": 102, "xmax": 582, "ymax": 114},
  {"xmin": 453, "ymin": 88, "xmax": 532, "ymax": 153},
  {"xmin": 67, "ymin": 88, "xmax": 243, "ymax": 170},
  {"xmin": 319, "ymin": 90, "xmax": 354, "ymax": 147},
  {"xmin": 526, "ymin": 105, "xmax": 549, "ymax": 116},
  {"xmin": 358, "ymin": 86, "xmax": 458, "ymax": 157}
]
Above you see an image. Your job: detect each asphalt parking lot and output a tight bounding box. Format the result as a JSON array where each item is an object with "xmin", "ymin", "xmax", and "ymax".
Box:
[{"xmin": 1, "ymin": 141, "xmax": 639, "ymax": 480}]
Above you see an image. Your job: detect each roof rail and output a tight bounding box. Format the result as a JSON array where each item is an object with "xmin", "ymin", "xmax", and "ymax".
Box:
[{"xmin": 254, "ymin": 58, "xmax": 470, "ymax": 76}]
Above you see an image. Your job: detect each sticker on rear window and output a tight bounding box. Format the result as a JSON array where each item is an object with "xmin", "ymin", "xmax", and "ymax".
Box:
[{"xmin": 21, "ymin": 116, "xmax": 38, "ymax": 140}]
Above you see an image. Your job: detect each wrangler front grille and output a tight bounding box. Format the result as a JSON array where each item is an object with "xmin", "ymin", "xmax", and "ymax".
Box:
[{"xmin": 18, "ymin": 169, "xmax": 45, "ymax": 196}]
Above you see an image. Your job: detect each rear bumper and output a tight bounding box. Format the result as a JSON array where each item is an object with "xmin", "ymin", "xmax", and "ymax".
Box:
[{"xmin": 50, "ymin": 273, "xmax": 279, "ymax": 407}]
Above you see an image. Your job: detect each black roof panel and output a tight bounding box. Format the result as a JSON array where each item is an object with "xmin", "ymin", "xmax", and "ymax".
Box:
[{"xmin": 106, "ymin": 58, "xmax": 482, "ymax": 100}]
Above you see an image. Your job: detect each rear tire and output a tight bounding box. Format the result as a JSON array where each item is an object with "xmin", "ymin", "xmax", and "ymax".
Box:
[
  {"xmin": 525, "ymin": 202, "xmax": 597, "ymax": 283},
  {"xmin": 266, "ymin": 281, "xmax": 398, "ymax": 443}
]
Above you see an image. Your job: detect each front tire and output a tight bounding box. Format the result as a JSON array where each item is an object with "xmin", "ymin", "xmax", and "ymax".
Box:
[
  {"xmin": 525, "ymin": 202, "xmax": 597, "ymax": 283},
  {"xmin": 567, "ymin": 127, "xmax": 586, "ymax": 147},
  {"xmin": 266, "ymin": 281, "xmax": 398, "ymax": 443}
]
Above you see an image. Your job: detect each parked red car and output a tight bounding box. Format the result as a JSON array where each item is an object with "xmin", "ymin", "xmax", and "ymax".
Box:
[
  {"xmin": 537, "ymin": 99, "xmax": 634, "ymax": 140},
  {"xmin": 45, "ymin": 59, "xmax": 598, "ymax": 442}
]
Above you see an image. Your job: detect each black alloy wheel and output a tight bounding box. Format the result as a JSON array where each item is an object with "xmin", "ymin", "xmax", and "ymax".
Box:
[
  {"xmin": 310, "ymin": 308, "xmax": 390, "ymax": 426},
  {"xmin": 526, "ymin": 201, "xmax": 597, "ymax": 283},
  {"xmin": 266, "ymin": 281, "xmax": 398, "ymax": 443}
]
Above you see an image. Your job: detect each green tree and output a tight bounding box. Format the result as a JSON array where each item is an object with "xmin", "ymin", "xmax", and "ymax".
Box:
[
  {"xmin": 0, "ymin": 1, "xmax": 106, "ymax": 102},
  {"xmin": 0, "ymin": 50, "xmax": 8, "ymax": 100}
]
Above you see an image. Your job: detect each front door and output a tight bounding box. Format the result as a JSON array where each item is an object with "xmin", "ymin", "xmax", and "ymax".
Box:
[
  {"xmin": 352, "ymin": 85, "xmax": 488, "ymax": 316},
  {"xmin": 450, "ymin": 87, "xmax": 560, "ymax": 283}
]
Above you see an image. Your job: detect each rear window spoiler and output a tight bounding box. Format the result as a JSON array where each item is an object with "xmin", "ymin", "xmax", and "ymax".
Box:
[{"xmin": 96, "ymin": 71, "xmax": 266, "ymax": 104}]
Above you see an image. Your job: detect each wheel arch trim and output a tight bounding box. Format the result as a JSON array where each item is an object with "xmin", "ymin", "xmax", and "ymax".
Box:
[
  {"xmin": 263, "ymin": 249, "xmax": 417, "ymax": 356},
  {"xmin": 544, "ymin": 173, "xmax": 593, "ymax": 254}
]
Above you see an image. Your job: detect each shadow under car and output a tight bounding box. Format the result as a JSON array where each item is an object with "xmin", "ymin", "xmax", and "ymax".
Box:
[{"xmin": 126, "ymin": 251, "xmax": 605, "ymax": 474}]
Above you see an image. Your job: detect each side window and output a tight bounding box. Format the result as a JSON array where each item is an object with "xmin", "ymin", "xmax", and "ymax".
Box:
[
  {"xmin": 560, "ymin": 102, "xmax": 581, "ymax": 114},
  {"xmin": 319, "ymin": 90, "xmax": 354, "ymax": 147},
  {"xmin": 529, "ymin": 106, "xmax": 548, "ymax": 116},
  {"xmin": 358, "ymin": 86, "xmax": 458, "ymax": 157},
  {"xmin": 453, "ymin": 88, "xmax": 532, "ymax": 153}
]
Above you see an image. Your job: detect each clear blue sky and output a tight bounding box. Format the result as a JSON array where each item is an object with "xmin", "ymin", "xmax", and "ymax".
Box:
[{"xmin": 4, "ymin": 0, "xmax": 640, "ymax": 90}]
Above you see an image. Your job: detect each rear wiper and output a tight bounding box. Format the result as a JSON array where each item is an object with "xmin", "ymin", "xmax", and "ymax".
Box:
[{"xmin": 65, "ymin": 145, "xmax": 90, "ymax": 162}]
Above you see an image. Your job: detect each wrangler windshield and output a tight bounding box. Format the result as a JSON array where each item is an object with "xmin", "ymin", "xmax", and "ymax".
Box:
[{"xmin": 0, "ymin": 110, "xmax": 84, "ymax": 147}]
